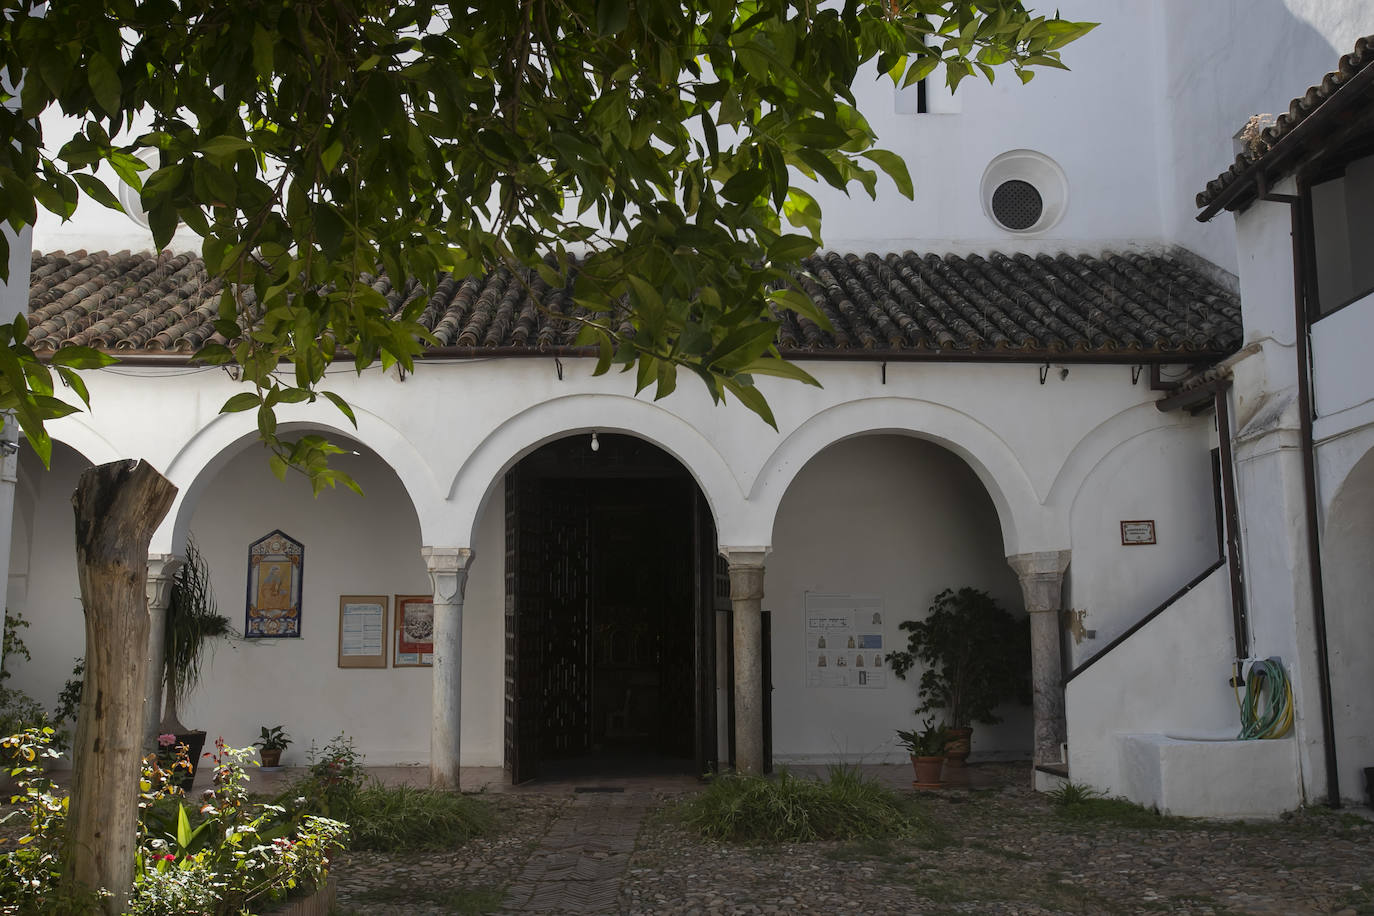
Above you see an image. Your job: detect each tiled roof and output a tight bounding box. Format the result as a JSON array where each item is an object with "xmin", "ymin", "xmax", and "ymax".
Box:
[
  {"xmin": 26, "ymin": 248, "xmax": 1241, "ymax": 361},
  {"xmin": 1196, "ymin": 34, "xmax": 1374, "ymax": 215}
]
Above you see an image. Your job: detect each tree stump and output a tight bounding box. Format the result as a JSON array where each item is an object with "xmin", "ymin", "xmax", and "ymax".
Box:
[{"xmin": 65, "ymin": 460, "xmax": 177, "ymax": 914}]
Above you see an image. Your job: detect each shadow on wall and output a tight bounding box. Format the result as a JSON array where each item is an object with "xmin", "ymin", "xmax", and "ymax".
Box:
[
  {"xmin": 1163, "ymin": 0, "xmax": 1344, "ymax": 264},
  {"xmin": 1319, "ymin": 445, "xmax": 1374, "ymax": 804}
]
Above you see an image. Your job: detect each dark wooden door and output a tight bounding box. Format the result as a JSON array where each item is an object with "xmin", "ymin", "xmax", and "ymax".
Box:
[
  {"xmin": 692, "ymin": 490, "xmax": 719, "ymax": 774},
  {"xmin": 539, "ymin": 483, "xmax": 593, "ymax": 757},
  {"xmin": 504, "ymin": 467, "xmax": 542, "ymax": 784},
  {"xmin": 762, "ymin": 610, "xmax": 773, "ymax": 774}
]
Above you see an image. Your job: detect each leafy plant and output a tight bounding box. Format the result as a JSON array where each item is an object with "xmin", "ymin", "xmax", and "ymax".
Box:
[
  {"xmin": 0, "ymin": 1, "xmax": 1094, "ymax": 484},
  {"xmin": 0, "ymin": 687, "xmax": 54, "ymax": 765},
  {"xmin": 161, "ymin": 538, "xmax": 233, "ymax": 734},
  {"xmin": 130, "ymin": 738, "xmax": 347, "ymax": 915},
  {"xmin": 895, "ymin": 718, "xmax": 949, "ymax": 757},
  {"xmin": 253, "ymin": 725, "xmax": 291, "ymax": 752},
  {"xmin": 1, "ymin": 610, "xmax": 30, "ymax": 683},
  {"xmin": 680, "ymin": 765, "xmax": 921, "ymax": 845},
  {"xmin": 888, "ymin": 587, "xmax": 1031, "ymax": 728},
  {"xmin": 294, "ymin": 733, "xmax": 366, "ymax": 817}
]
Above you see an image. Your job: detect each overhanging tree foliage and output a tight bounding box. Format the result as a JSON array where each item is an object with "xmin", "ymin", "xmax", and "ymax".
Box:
[{"xmin": 0, "ymin": 0, "xmax": 1092, "ymax": 488}]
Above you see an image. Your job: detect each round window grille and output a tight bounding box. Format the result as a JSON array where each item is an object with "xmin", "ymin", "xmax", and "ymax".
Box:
[{"xmin": 991, "ymin": 179, "xmax": 1043, "ymax": 231}]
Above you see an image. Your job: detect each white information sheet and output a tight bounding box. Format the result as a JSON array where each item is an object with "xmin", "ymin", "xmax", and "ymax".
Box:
[
  {"xmin": 340, "ymin": 601, "xmax": 385, "ymax": 657},
  {"xmin": 804, "ymin": 593, "xmax": 887, "ymax": 689}
]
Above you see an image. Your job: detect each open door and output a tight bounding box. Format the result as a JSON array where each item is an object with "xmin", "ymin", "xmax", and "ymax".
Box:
[
  {"xmin": 504, "ymin": 468, "xmax": 542, "ymax": 784},
  {"xmin": 693, "ymin": 490, "xmax": 720, "ymax": 775}
]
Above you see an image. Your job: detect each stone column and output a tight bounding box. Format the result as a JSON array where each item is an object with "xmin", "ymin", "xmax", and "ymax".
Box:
[
  {"xmin": 424, "ymin": 546, "xmax": 474, "ymax": 790},
  {"xmin": 143, "ymin": 553, "xmax": 183, "ymax": 750},
  {"xmin": 723, "ymin": 548, "xmax": 769, "ymax": 775},
  {"xmin": 1007, "ymin": 550, "xmax": 1072, "ymax": 768}
]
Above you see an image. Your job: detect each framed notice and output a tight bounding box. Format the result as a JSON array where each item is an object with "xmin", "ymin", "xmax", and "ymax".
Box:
[
  {"xmin": 394, "ymin": 594, "xmax": 434, "ymax": 667},
  {"xmin": 1120, "ymin": 520, "xmax": 1157, "ymax": 546},
  {"xmin": 338, "ymin": 596, "xmax": 388, "ymax": 668}
]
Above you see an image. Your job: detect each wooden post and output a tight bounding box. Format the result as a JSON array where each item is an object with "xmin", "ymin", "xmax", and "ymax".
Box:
[{"xmin": 66, "ymin": 460, "xmax": 177, "ymax": 914}]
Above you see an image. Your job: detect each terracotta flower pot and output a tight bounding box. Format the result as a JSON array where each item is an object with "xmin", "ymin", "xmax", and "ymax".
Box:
[
  {"xmin": 259, "ymin": 748, "xmax": 283, "ymax": 768},
  {"xmin": 911, "ymin": 754, "xmax": 945, "ymax": 789},
  {"xmin": 943, "ymin": 726, "xmax": 973, "ymax": 768}
]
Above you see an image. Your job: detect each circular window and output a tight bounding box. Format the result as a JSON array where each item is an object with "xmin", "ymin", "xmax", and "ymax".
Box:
[
  {"xmin": 991, "ymin": 180, "xmax": 1043, "ymax": 231},
  {"xmin": 979, "ymin": 150, "xmax": 1067, "ymax": 234}
]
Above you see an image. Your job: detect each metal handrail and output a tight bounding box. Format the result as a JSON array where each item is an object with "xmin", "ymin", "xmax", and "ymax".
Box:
[{"xmin": 1062, "ymin": 557, "xmax": 1226, "ymax": 686}]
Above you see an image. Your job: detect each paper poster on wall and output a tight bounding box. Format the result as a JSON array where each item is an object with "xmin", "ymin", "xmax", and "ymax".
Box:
[
  {"xmin": 338, "ymin": 596, "xmax": 388, "ymax": 668},
  {"xmin": 804, "ymin": 593, "xmax": 886, "ymax": 689}
]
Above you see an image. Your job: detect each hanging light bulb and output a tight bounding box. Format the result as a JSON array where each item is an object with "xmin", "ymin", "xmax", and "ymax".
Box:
[{"xmin": 590, "ymin": 431, "xmax": 600, "ymax": 452}]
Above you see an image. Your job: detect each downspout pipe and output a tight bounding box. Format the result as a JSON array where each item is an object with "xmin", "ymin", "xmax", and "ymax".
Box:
[{"xmin": 1213, "ymin": 382, "xmax": 1249, "ymax": 663}]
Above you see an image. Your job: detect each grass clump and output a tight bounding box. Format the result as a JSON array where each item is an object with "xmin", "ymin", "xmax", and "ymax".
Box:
[
  {"xmin": 1047, "ymin": 781, "xmax": 1181, "ymax": 829},
  {"xmin": 344, "ymin": 782, "xmax": 495, "ymax": 852},
  {"xmin": 680, "ymin": 765, "xmax": 924, "ymax": 845},
  {"xmin": 289, "ymin": 733, "xmax": 494, "ymax": 853}
]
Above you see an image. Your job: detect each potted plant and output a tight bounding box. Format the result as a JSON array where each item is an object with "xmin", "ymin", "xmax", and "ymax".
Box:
[
  {"xmin": 253, "ymin": 725, "xmax": 291, "ymax": 768},
  {"xmin": 159, "ymin": 537, "xmax": 234, "ymax": 785},
  {"xmin": 888, "ymin": 587, "xmax": 1031, "ymax": 768},
  {"xmin": 896, "ymin": 718, "xmax": 949, "ymax": 788}
]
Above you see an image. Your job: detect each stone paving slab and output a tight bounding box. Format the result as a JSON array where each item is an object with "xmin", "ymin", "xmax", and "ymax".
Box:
[{"xmin": 500, "ymin": 794, "xmax": 649, "ymax": 915}]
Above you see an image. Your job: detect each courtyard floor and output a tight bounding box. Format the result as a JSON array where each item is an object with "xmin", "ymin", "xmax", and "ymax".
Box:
[{"xmin": 311, "ymin": 762, "xmax": 1374, "ymax": 916}]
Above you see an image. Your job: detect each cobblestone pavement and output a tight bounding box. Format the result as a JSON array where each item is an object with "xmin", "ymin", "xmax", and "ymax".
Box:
[{"xmin": 322, "ymin": 763, "xmax": 1374, "ymax": 915}]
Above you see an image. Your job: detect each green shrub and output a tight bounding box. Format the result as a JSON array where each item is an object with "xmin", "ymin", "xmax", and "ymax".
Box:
[
  {"xmin": 680, "ymin": 766, "xmax": 921, "ymax": 845},
  {"xmin": 288, "ymin": 733, "xmax": 493, "ymax": 853}
]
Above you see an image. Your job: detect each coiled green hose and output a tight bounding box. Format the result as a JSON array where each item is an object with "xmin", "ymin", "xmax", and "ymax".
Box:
[{"xmin": 1235, "ymin": 657, "xmax": 1294, "ymax": 740}]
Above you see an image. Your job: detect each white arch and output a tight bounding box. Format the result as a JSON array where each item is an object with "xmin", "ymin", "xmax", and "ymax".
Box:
[
  {"xmin": 150, "ymin": 404, "xmax": 441, "ymax": 555},
  {"xmin": 1046, "ymin": 401, "xmax": 1190, "ymax": 520},
  {"xmin": 745, "ymin": 397, "xmax": 1051, "ymax": 555},
  {"xmin": 47, "ymin": 414, "xmax": 123, "ymax": 467},
  {"xmin": 442, "ymin": 394, "xmax": 749, "ymax": 547}
]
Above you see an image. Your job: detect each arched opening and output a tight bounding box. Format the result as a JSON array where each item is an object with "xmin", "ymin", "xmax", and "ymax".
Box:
[
  {"xmin": 175, "ymin": 433, "xmax": 429, "ymax": 765},
  {"xmin": 766, "ymin": 434, "xmax": 1027, "ymax": 764},
  {"xmin": 1321, "ymin": 445, "xmax": 1374, "ymax": 803},
  {"xmin": 5, "ymin": 441, "xmax": 95, "ymax": 720},
  {"xmin": 504, "ymin": 433, "xmax": 725, "ymax": 782}
]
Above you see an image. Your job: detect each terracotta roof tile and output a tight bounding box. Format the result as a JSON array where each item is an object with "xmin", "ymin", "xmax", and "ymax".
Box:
[{"xmin": 27, "ymin": 248, "xmax": 1242, "ymax": 360}]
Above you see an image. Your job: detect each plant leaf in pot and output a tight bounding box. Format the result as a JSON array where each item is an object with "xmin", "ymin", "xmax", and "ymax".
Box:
[
  {"xmin": 888, "ymin": 587, "xmax": 1031, "ymax": 766},
  {"xmin": 160, "ymin": 537, "xmax": 233, "ymax": 780}
]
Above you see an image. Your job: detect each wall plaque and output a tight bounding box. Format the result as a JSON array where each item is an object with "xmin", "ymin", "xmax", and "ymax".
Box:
[{"xmin": 1120, "ymin": 520, "xmax": 1157, "ymax": 546}]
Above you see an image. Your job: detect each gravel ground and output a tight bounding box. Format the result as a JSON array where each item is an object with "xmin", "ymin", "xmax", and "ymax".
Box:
[
  {"xmin": 7, "ymin": 763, "xmax": 1373, "ymax": 914},
  {"xmin": 328, "ymin": 762, "xmax": 1374, "ymax": 916}
]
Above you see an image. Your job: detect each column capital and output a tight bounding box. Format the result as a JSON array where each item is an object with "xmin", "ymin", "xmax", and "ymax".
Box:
[
  {"xmin": 422, "ymin": 547, "xmax": 473, "ymax": 605},
  {"xmin": 718, "ymin": 546, "xmax": 770, "ymax": 568},
  {"xmin": 421, "ymin": 546, "xmax": 475, "ymax": 574},
  {"xmin": 146, "ymin": 553, "xmax": 183, "ymax": 610},
  {"xmin": 1006, "ymin": 549, "xmax": 1071, "ymax": 580}
]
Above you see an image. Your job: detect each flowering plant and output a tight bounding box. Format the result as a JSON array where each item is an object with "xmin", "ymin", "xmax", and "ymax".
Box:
[
  {"xmin": 0, "ymin": 726, "xmax": 347, "ymax": 916},
  {"xmin": 130, "ymin": 737, "xmax": 347, "ymax": 915}
]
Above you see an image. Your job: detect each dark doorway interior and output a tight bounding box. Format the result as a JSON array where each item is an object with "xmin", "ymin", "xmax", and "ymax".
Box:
[{"xmin": 504, "ymin": 434, "xmax": 720, "ymax": 783}]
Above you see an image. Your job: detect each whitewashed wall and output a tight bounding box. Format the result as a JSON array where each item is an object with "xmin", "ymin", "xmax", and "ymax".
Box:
[
  {"xmin": 1065, "ymin": 566, "xmax": 1237, "ymax": 795},
  {"xmin": 1064, "ymin": 419, "xmax": 1220, "ymax": 667},
  {"xmin": 766, "ymin": 435, "xmax": 1026, "ymax": 764}
]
